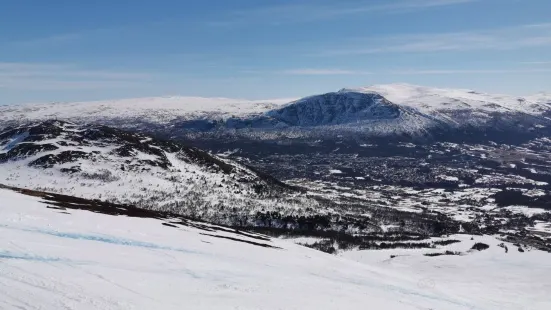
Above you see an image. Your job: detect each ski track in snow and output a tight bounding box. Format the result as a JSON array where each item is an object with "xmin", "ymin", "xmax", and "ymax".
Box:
[{"xmin": 0, "ymin": 224, "xmax": 198, "ymax": 255}]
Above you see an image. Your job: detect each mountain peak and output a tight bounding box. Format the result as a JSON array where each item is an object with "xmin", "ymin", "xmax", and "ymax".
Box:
[{"xmin": 267, "ymin": 90, "xmax": 403, "ymax": 127}]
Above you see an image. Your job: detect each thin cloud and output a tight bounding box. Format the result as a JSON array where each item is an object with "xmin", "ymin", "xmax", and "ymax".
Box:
[
  {"xmin": 224, "ymin": 0, "xmax": 478, "ymax": 25},
  {"xmin": 0, "ymin": 78, "xmax": 145, "ymax": 90},
  {"xmin": 320, "ymin": 23, "xmax": 551, "ymax": 55},
  {"xmin": 391, "ymin": 68, "xmax": 551, "ymax": 75},
  {"xmin": 277, "ymin": 67, "xmax": 551, "ymax": 76},
  {"xmin": 279, "ymin": 69, "xmax": 372, "ymax": 75},
  {"xmin": 3, "ymin": 22, "xmax": 146, "ymax": 49},
  {"xmin": 520, "ymin": 61, "xmax": 551, "ymax": 65},
  {"xmin": 0, "ymin": 62, "xmax": 150, "ymax": 90},
  {"xmin": 8, "ymin": 34, "xmax": 82, "ymax": 48}
]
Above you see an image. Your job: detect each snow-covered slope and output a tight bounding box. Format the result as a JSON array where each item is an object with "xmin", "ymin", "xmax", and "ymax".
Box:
[
  {"xmin": 0, "ymin": 120, "xmax": 316, "ymax": 224},
  {"xmin": 0, "ymin": 187, "xmax": 536, "ymax": 310},
  {"xmin": 0, "ymin": 96, "xmax": 292, "ymax": 128},
  {"xmin": 341, "ymin": 233, "xmax": 551, "ymax": 310},
  {"xmin": 339, "ymin": 84, "xmax": 551, "ymax": 134},
  {"xmin": 344, "ymin": 84, "xmax": 551, "ymax": 115}
]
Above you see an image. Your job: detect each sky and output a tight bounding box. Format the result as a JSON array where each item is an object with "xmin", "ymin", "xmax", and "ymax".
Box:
[{"xmin": 1, "ymin": 0, "xmax": 550, "ymax": 104}]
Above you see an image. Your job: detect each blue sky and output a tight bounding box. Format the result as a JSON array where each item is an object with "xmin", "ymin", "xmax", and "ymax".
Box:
[{"xmin": 1, "ymin": 0, "xmax": 550, "ymax": 104}]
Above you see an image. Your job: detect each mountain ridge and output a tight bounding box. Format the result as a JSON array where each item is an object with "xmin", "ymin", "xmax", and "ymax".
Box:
[{"xmin": 1, "ymin": 84, "xmax": 550, "ymax": 144}]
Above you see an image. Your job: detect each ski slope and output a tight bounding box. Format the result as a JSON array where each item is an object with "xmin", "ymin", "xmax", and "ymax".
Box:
[{"xmin": 0, "ymin": 188, "xmax": 496, "ymax": 310}]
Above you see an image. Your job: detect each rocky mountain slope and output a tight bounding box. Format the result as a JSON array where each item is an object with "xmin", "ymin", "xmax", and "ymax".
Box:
[
  {"xmin": 267, "ymin": 92, "xmax": 404, "ymax": 126},
  {"xmin": 0, "ymin": 120, "xmax": 312, "ymax": 224}
]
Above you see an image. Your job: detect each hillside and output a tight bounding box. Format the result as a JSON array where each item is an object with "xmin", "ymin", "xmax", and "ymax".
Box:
[{"xmin": 0, "ymin": 120, "xmax": 309, "ymax": 225}]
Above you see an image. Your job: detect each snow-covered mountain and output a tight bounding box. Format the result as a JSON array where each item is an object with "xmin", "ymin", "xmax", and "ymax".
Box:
[
  {"xmin": 340, "ymin": 84, "xmax": 551, "ymax": 132},
  {"xmin": 0, "ymin": 120, "xmax": 318, "ymax": 224},
  {"xmin": 267, "ymin": 92, "xmax": 403, "ymax": 126},
  {"xmin": 346, "ymin": 84, "xmax": 551, "ymax": 116},
  {"xmin": 259, "ymin": 84, "xmax": 551, "ymax": 138},
  {"xmin": 1, "ymin": 83, "xmax": 550, "ymax": 143}
]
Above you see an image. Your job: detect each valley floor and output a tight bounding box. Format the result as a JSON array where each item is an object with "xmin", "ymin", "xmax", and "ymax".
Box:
[{"xmin": 1, "ymin": 189, "xmax": 550, "ymax": 309}]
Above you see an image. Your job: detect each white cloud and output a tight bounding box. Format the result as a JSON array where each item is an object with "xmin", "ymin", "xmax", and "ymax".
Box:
[{"xmin": 0, "ymin": 62, "xmax": 150, "ymax": 90}]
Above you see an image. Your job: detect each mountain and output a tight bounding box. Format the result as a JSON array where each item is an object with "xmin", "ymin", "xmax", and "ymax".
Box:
[
  {"xmin": 261, "ymin": 84, "xmax": 551, "ymax": 138},
  {"xmin": 346, "ymin": 84, "xmax": 551, "ymax": 116},
  {"xmin": 1, "ymin": 84, "xmax": 550, "ymax": 144},
  {"xmin": 0, "ymin": 120, "xmax": 312, "ymax": 225},
  {"xmin": 266, "ymin": 92, "xmax": 403, "ymax": 126},
  {"xmin": 262, "ymin": 91, "xmax": 436, "ymax": 136}
]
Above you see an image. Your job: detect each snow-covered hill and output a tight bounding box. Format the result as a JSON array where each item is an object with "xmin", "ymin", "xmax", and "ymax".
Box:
[
  {"xmin": 0, "ymin": 120, "xmax": 317, "ymax": 224},
  {"xmin": 0, "ymin": 96, "xmax": 292, "ymax": 128},
  {"xmin": 1, "ymin": 84, "xmax": 550, "ymax": 144},
  {"xmin": 345, "ymin": 84, "xmax": 551, "ymax": 116},
  {"xmin": 2, "ymin": 186, "xmax": 550, "ymax": 309}
]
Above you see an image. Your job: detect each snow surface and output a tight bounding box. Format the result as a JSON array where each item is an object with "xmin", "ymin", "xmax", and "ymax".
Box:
[
  {"xmin": 341, "ymin": 234, "xmax": 551, "ymax": 310},
  {"xmin": 345, "ymin": 83, "xmax": 551, "ymax": 115},
  {"xmin": 0, "ymin": 96, "xmax": 293, "ymax": 126},
  {"xmin": 0, "ymin": 189, "xmax": 487, "ymax": 310}
]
